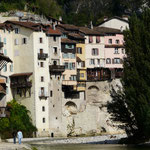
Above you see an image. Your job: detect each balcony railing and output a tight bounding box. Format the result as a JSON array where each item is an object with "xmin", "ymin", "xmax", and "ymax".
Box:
[
  {"xmin": 0, "ymin": 42, "xmax": 4, "ymax": 48},
  {"xmin": 38, "ymin": 53, "xmax": 48, "ymax": 60},
  {"xmin": 39, "ymin": 91, "xmax": 49, "ymax": 99},
  {"xmin": 10, "ymin": 81, "xmax": 32, "ymax": 88},
  {"xmin": 49, "ymin": 65, "xmax": 65, "ymax": 73}
]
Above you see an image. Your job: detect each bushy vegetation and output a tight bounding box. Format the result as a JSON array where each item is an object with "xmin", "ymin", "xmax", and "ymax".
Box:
[
  {"xmin": 0, "ymin": 0, "xmax": 149, "ymax": 26},
  {"xmin": 0, "ymin": 100, "xmax": 37, "ymax": 139},
  {"xmin": 107, "ymin": 9, "xmax": 150, "ymax": 144}
]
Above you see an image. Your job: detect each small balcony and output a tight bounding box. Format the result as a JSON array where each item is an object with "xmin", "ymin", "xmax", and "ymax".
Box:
[
  {"xmin": 10, "ymin": 81, "xmax": 32, "ymax": 88},
  {"xmin": 38, "ymin": 53, "xmax": 48, "ymax": 60},
  {"xmin": 0, "ymin": 42, "xmax": 4, "ymax": 48},
  {"xmin": 49, "ymin": 65, "xmax": 65, "ymax": 73},
  {"xmin": 39, "ymin": 91, "xmax": 49, "ymax": 99}
]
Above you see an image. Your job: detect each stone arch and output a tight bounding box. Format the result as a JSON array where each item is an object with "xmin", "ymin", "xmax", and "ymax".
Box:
[
  {"xmin": 65, "ymin": 101, "xmax": 77, "ymax": 115},
  {"xmin": 88, "ymin": 85, "xmax": 99, "ymax": 91}
]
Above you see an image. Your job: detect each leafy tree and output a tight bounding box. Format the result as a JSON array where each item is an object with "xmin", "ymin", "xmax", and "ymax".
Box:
[
  {"xmin": 107, "ymin": 9, "xmax": 150, "ymax": 143},
  {"xmin": 0, "ymin": 100, "xmax": 37, "ymax": 139}
]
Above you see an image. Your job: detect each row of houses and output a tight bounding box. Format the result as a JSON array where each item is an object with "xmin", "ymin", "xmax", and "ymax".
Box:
[{"xmin": 0, "ymin": 15, "xmax": 129, "ymax": 137}]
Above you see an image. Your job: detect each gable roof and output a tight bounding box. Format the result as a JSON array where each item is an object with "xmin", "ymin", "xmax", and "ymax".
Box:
[
  {"xmin": 94, "ymin": 27, "xmax": 122, "ymax": 34},
  {"xmin": 79, "ymin": 27, "xmax": 103, "ymax": 36},
  {"xmin": 57, "ymin": 24, "xmax": 79, "ymax": 31},
  {"xmin": 61, "ymin": 38, "xmax": 76, "ymax": 44},
  {"xmin": 97, "ymin": 16, "xmax": 129, "ymax": 26}
]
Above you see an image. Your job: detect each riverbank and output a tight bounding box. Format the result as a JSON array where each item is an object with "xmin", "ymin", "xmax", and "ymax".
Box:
[{"xmin": 2, "ymin": 134, "xmax": 126, "ymax": 149}]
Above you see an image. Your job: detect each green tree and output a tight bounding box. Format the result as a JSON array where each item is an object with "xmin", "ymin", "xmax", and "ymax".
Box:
[
  {"xmin": 0, "ymin": 100, "xmax": 36, "ymax": 139},
  {"xmin": 107, "ymin": 9, "xmax": 150, "ymax": 143}
]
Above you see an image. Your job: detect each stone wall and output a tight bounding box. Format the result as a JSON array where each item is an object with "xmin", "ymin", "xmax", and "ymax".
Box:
[{"xmin": 60, "ymin": 79, "xmax": 124, "ymax": 137}]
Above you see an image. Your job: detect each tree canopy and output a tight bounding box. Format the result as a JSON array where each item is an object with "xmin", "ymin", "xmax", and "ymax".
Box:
[
  {"xmin": 0, "ymin": 0, "xmax": 149, "ymax": 25},
  {"xmin": 107, "ymin": 9, "xmax": 150, "ymax": 143},
  {"xmin": 0, "ymin": 100, "xmax": 36, "ymax": 138}
]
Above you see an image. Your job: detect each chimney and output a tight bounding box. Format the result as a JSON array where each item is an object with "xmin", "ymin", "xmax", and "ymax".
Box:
[
  {"xmin": 122, "ymin": 15, "xmax": 128, "ymax": 20},
  {"xmin": 104, "ymin": 16, "xmax": 108, "ymax": 21},
  {"xmin": 59, "ymin": 16, "xmax": 62, "ymax": 22},
  {"xmin": 52, "ymin": 23, "xmax": 56, "ymax": 30},
  {"xmin": 90, "ymin": 21, "xmax": 93, "ymax": 29}
]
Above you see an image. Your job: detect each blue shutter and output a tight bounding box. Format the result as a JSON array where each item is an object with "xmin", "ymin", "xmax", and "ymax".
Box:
[
  {"xmin": 4, "ymin": 38, "xmax": 6, "ymax": 44},
  {"xmin": 4, "ymin": 49, "xmax": 7, "ymax": 56}
]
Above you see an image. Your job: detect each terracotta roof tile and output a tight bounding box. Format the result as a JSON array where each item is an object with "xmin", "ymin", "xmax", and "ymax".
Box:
[
  {"xmin": 46, "ymin": 27, "xmax": 62, "ymax": 35},
  {"xmin": 94, "ymin": 27, "xmax": 122, "ymax": 34},
  {"xmin": 0, "ymin": 79, "xmax": 5, "ymax": 84},
  {"xmin": 57, "ymin": 24, "xmax": 79, "ymax": 31},
  {"xmin": 61, "ymin": 38, "xmax": 76, "ymax": 44},
  {"xmin": 68, "ymin": 33, "xmax": 85, "ymax": 39},
  {"xmin": 79, "ymin": 27, "xmax": 103, "ymax": 35},
  {"xmin": 10, "ymin": 72, "xmax": 33, "ymax": 77}
]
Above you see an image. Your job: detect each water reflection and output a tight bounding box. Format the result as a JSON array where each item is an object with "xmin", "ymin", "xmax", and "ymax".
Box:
[{"xmin": 33, "ymin": 144, "xmax": 150, "ymax": 150}]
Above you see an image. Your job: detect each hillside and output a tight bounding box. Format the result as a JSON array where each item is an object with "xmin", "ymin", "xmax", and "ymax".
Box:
[{"xmin": 0, "ymin": 0, "xmax": 149, "ymax": 26}]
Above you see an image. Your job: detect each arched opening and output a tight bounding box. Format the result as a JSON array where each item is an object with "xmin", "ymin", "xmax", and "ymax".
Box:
[
  {"xmin": 88, "ymin": 85, "xmax": 99, "ymax": 90},
  {"xmin": 65, "ymin": 101, "xmax": 77, "ymax": 115},
  {"xmin": 51, "ymin": 132, "xmax": 54, "ymax": 137}
]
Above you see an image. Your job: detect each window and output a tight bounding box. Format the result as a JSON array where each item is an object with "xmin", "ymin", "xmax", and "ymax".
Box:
[
  {"xmin": 89, "ymin": 36, "xmax": 93, "ymax": 43},
  {"xmin": 114, "ymin": 48, "xmax": 119, "ymax": 54},
  {"xmin": 22, "ymin": 38, "xmax": 27, "ymax": 44},
  {"xmin": 80, "ymin": 73, "xmax": 84, "ymax": 78},
  {"xmin": 42, "ymin": 106, "xmax": 45, "ymax": 112},
  {"xmin": 63, "ymin": 75, "xmax": 65, "ymax": 80},
  {"xmin": 40, "ymin": 62, "xmax": 44, "ymax": 67},
  {"xmin": 108, "ymin": 39, "xmax": 112, "ymax": 44},
  {"xmin": 4, "ymin": 49, "xmax": 7, "ymax": 56},
  {"xmin": 63, "ymin": 53, "xmax": 69, "ymax": 58},
  {"xmin": 50, "ymin": 91, "xmax": 53, "ymax": 97},
  {"xmin": 70, "ymin": 75, "xmax": 76, "ymax": 81},
  {"xmin": 97, "ymin": 59, "xmax": 100, "ymax": 65},
  {"xmin": 96, "ymin": 36, "xmax": 100, "ymax": 43},
  {"xmin": 39, "ymin": 37, "xmax": 43, "ymax": 43},
  {"xmin": 122, "ymin": 48, "xmax": 125, "ymax": 54},
  {"xmin": 41, "ymin": 87, "xmax": 44, "ymax": 95},
  {"xmin": 90, "ymin": 59, "xmax": 95, "ymax": 65},
  {"xmin": 53, "ymin": 47, "xmax": 57, "ymax": 54},
  {"xmin": 53, "ymin": 36, "xmax": 56, "ymax": 41},
  {"xmin": 53, "ymin": 61, "xmax": 57, "ymax": 65},
  {"xmin": 77, "ymin": 47, "xmax": 82, "ymax": 54},
  {"xmin": 71, "ymin": 53, "xmax": 75, "ymax": 59},
  {"xmin": 14, "ymin": 28, "xmax": 19, "ymax": 34},
  {"xmin": 14, "ymin": 39, "xmax": 19, "ymax": 45},
  {"xmin": 113, "ymin": 58, "xmax": 120, "ymax": 64},
  {"xmin": 3, "ymin": 38, "xmax": 6, "ymax": 44},
  {"xmin": 65, "ymin": 44, "xmax": 74, "ymax": 49},
  {"xmin": 81, "ymin": 61, "xmax": 85, "ymax": 67},
  {"xmin": 92, "ymin": 48, "xmax": 99, "ymax": 55},
  {"xmin": 40, "ymin": 49, "xmax": 43, "ymax": 53},
  {"xmin": 10, "ymin": 64, "xmax": 13, "ymax": 72},
  {"xmin": 64, "ymin": 62, "xmax": 68, "ymax": 69},
  {"xmin": 3, "ymin": 64, "xmax": 7, "ymax": 72},
  {"xmin": 6, "ymin": 77, "xmax": 9, "ymax": 83},
  {"xmin": 6, "ymin": 87, "xmax": 8, "ymax": 94},
  {"xmin": 116, "ymin": 39, "xmax": 120, "ymax": 44},
  {"xmin": 106, "ymin": 58, "xmax": 111, "ymax": 64},
  {"xmin": 43, "ymin": 118, "xmax": 45, "ymax": 123},
  {"xmin": 41, "ymin": 76, "xmax": 44, "ymax": 82}
]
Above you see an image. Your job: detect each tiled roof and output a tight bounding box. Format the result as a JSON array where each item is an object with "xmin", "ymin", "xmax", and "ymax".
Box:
[
  {"xmin": 61, "ymin": 38, "xmax": 76, "ymax": 44},
  {"xmin": 10, "ymin": 72, "xmax": 33, "ymax": 77},
  {"xmin": 79, "ymin": 27, "xmax": 103, "ymax": 35},
  {"xmin": 94, "ymin": 27, "xmax": 122, "ymax": 34},
  {"xmin": 0, "ymin": 54, "xmax": 12, "ymax": 63},
  {"xmin": 105, "ymin": 44, "xmax": 125, "ymax": 48},
  {"xmin": 68, "ymin": 33, "xmax": 85, "ymax": 39},
  {"xmin": 46, "ymin": 27, "xmax": 62, "ymax": 35},
  {"xmin": 5, "ymin": 21, "xmax": 61, "ymax": 35},
  {"xmin": 57, "ymin": 24, "xmax": 79, "ymax": 31}
]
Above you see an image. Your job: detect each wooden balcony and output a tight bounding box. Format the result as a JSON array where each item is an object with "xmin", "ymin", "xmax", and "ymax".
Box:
[
  {"xmin": 38, "ymin": 53, "xmax": 48, "ymax": 60},
  {"xmin": 49, "ymin": 65, "xmax": 65, "ymax": 73},
  {"xmin": 0, "ymin": 42, "xmax": 4, "ymax": 48},
  {"xmin": 10, "ymin": 81, "xmax": 32, "ymax": 88}
]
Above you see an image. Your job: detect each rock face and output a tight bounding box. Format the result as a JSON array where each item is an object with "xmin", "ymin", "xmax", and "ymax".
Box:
[{"xmin": 61, "ymin": 79, "xmax": 124, "ymax": 136}]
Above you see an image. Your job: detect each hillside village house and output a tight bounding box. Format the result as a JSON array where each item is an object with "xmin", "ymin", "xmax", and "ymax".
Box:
[{"xmin": 0, "ymin": 15, "xmax": 129, "ymax": 137}]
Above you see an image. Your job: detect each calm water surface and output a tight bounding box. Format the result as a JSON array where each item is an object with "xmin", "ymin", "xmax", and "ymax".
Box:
[{"xmin": 33, "ymin": 144, "xmax": 150, "ymax": 150}]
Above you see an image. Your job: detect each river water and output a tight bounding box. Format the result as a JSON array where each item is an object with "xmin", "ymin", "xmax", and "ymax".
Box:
[{"xmin": 33, "ymin": 144, "xmax": 150, "ymax": 150}]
